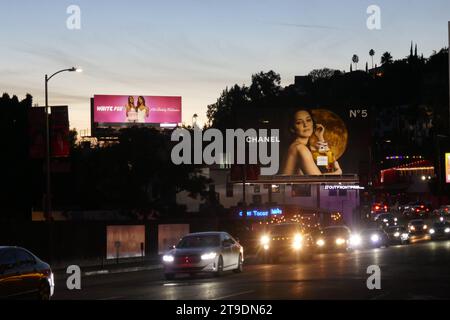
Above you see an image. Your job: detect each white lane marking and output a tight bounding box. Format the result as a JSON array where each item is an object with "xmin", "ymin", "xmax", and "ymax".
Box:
[
  {"xmin": 212, "ymin": 290, "xmax": 254, "ymax": 300},
  {"xmin": 85, "ymin": 270, "xmax": 110, "ymax": 276}
]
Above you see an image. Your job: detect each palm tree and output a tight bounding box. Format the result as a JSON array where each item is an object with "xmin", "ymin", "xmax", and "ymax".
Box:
[
  {"xmin": 381, "ymin": 52, "xmax": 393, "ymax": 65},
  {"xmin": 369, "ymin": 49, "xmax": 375, "ymax": 68},
  {"xmin": 352, "ymin": 54, "xmax": 359, "ymax": 70}
]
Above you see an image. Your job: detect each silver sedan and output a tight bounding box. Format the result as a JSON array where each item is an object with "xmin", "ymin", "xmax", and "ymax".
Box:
[{"xmin": 162, "ymin": 232, "xmax": 244, "ymax": 280}]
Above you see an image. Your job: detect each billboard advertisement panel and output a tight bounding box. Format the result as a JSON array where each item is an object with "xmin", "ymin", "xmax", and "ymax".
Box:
[
  {"xmin": 278, "ymin": 107, "xmax": 370, "ymax": 176},
  {"xmin": 93, "ymin": 95, "xmax": 181, "ymax": 126},
  {"xmin": 106, "ymin": 225, "xmax": 145, "ymax": 259},
  {"xmin": 230, "ymin": 105, "xmax": 370, "ymax": 179}
]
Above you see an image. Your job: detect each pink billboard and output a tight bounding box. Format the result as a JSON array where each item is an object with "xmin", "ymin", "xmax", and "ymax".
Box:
[{"xmin": 93, "ymin": 95, "xmax": 181, "ymax": 125}]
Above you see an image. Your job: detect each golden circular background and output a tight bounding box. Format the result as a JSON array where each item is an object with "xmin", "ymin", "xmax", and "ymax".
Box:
[{"xmin": 309, "ymin": 109, "xmax": 348, "ymax": 160}]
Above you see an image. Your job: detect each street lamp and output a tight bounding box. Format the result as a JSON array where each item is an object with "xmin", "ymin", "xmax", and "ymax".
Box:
[{"xmin": 44, "ymin": 67, "xmax": 82, "ymax": 220}]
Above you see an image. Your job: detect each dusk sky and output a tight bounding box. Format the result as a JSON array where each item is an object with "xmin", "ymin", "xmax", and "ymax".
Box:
[{"xmin": 1, "ymin": 0, "xmax": 450, "ymax": 132}]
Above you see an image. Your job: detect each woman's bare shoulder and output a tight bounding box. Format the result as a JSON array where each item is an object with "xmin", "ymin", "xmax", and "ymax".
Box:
[{"xmin": 288, "ymin": 142, "xmax": 310, "ymax": 154}]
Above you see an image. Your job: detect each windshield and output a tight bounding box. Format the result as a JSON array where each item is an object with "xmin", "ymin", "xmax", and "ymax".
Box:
[
  {"xmin": 410, "ymin": 221, "xmax": 424, "ymax": 226},
  {"xmin": 322, "ymin": 227, "xmax": 349, "ymax": 237},
  {"xmin": 269, "ymin": 224, "xmax": 302, "ymax": 236},
  {"xmin": 176, "ymin": 235, "xmax": 220, "ymax": 248},
  {"xmin": 433, "ymin": 222, "xmax": 450, "ymax": 228},
  {"xmin": 361, "ymin": 229, "xmax": 380, "ymax": 235}
]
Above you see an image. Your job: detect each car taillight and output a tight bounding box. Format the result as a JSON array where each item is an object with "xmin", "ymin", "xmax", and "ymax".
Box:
[{"xmin": 375, "ymin": 206, "xmax": 380, "ymax": 210}]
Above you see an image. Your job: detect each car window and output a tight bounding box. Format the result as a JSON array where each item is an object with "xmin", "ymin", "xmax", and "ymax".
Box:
[
  {"xmin": 269, "ymin": 224, "xmax": 302, "ymax": 235},
  {"xmin": 224, "ymin": 234, "xmax": 235, "ymax": 245},
  {"xmin": 176, "ymin": 235, "xmax": 221, "ymax": 248},
  {"xmin": 16, "ymin": 249, "xmax": 36, "ymax": 266},
  {"xmin": 0, "ymin": 250, "xmax": 17, "ymax": 272}
]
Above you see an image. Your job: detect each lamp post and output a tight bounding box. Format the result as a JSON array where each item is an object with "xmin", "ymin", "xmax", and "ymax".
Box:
[{"xmin": 44, "ymin": 67, "xmax": 82, "ymax": 221}]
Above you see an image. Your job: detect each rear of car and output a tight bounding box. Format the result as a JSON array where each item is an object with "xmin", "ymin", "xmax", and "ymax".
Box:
[
  {"xmin": 0, "ymin": 247, "xmax": 54, "ymax": 300},
  {"xmin": 370, "ymin": 203, "xmax": 388, "ymax": 220},
  {"xmin": 258, "ymin": 224, "xmax": 315, "ymax": 263},
  {"xmin": 405, "ymin": 204, "xmax": 432, "ymax": 218}
]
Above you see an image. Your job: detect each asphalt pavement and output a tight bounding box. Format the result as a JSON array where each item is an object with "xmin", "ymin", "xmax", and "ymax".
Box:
[{"xmin": 53, "ymin": 239, "xmax": 450, "ymax": 300}]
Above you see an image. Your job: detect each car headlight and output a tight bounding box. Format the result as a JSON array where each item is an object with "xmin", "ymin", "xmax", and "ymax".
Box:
[
  {"xmin": 429, "ymin": 229, "xmax": 435, "ymax": 234},
  {"xmin": 316, "ymin": 239, "xmax": 325, "ymax": 247},
  {"xmin": 335, "ymin": 238, "xmax": 346, "ymax": 245},
  {"xmin": 401, "ymin": 233, "xmax": 409, "ymax": 240},
  {"xmin": 394, "ymin": 232, "xmax": 400, "ymax": 237},
  {"xmin": 260, "ymin": 235, "xmax": 270, "ymax": 245},
  {"xmin": 349, "ymin": 234, "xmax": 362, "ymax": 246},
  {"xmin": 201, "ymin": 252, "xmax": 217, "ymax": 260},
  {"xmin": 410, "ymin": 226, "xmax": 416, "ymax": 231},
  {"xmin": 371, "ymin": 234, "xmax": 380, "ymax": 242},
  {"xmin": 292, "ymin": 234, "xmax": 303, "ymax": 250},
  {"xmin": 394, "ymin": 218, "xmax": 398, "ymax": 222},
  {"xmin": 445, "ymin": 228, "xmax": 450, "ymax": 233},
  {"xmin": 423, "ymin": 225, "xmax": 428, "ymax": 230},
  {"xmin": 163, "ymin": 255, "xmax": 174, "ymax": 262},
  {"xmin": 294, "ymin": 234, "xmax": 303, "ymax": 243}
]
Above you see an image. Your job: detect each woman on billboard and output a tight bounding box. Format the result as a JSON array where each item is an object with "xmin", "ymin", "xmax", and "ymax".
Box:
[
  {"xmin": 137, "ymin": 96, "xmax": 149, "ymax": 123},
  {"xmin": 126, "ymin": 96, "xmax": 138, "ymax": 123},
  {"xmin": 282, "ymin": 109, "xmax": 342, "ymax": 175}
]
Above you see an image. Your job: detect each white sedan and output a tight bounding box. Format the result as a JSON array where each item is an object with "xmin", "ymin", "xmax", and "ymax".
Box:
[{"xmin": 162, "ymin": 232, "xmax": 243, "ymax": 280}]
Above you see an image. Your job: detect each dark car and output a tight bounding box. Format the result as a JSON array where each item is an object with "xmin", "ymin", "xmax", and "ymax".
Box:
[
  {"xmin": 258, "ymin": 223, "xmax": 315, "ymax": 263},
  {"xmin": 314, "ymin": 226, "xmax": 352, "ymax": 252},
  {"xmin": 429, "ymin": 222, "xmax": 450, "ymax": 241},
  {"xmin": 375, "ymin": 213, "xmax": 399, "ymax": 229},
  {"xmin": 433, "ymin": 205, "xmax": 450, "ymax": 220},
  {"xmin": 0, "ymin": 246, "xmax": 54, "ymax": 300},
  {"xmin": 370, "ymin": 203, "xmax": 388, "ymax": 220},
  {"xmin": 350, "ymin": 228, "xmax": 390, "ymax": 249},
  {"xmin": 407, "ymin": 219, "xmax": 428, "ymax": 235},
  {"xmin": 404, "ymin": 203, "xmax": 432, "ymax": 218},
  {"xmin": 385, "ymin": 226, "xmax": 409, "ymax": 245},
  {"xmin": 407, "ymin": 219, "xmax": 430, "ymax": 242}
]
